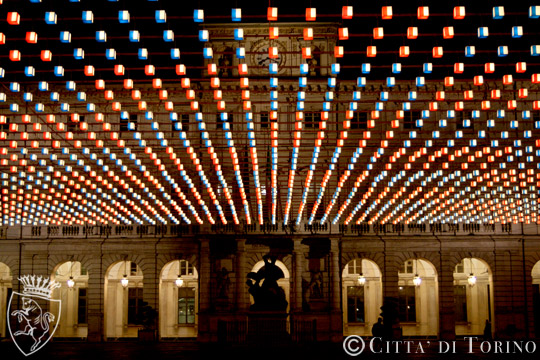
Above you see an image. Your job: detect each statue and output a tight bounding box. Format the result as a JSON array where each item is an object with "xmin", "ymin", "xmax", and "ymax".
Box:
[
  {"xmin": 308, "ymin": 270, "xmax": 323, "ymax": 299},
  {"xmin": 246, "ymin": 255, "xmax": 288, "ymax": 311},
  {"xmin": 216, "ymin": 267, "xmax": 230, "ymax": 299}
]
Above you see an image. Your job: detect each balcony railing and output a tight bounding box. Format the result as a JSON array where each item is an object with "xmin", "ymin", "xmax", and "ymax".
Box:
[{"xmin": 0, "ymin": 221, "xmax": 537, "ymax": 240}]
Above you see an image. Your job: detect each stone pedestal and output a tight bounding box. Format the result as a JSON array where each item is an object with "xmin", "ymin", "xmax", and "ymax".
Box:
[{"xmin": 247, "ymin": 311, "xmax": 289, "ymax": 344}]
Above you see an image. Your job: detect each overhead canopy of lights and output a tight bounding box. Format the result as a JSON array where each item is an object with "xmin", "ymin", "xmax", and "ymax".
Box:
[{"xmin": 0, "ymin": 1, "xmax": 539, "ymax": 228}]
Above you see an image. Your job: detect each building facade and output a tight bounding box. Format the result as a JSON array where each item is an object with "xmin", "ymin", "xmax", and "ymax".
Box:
[{"xmin": 0, "ymin": 223, "xmax": 539, "ymax": 342}]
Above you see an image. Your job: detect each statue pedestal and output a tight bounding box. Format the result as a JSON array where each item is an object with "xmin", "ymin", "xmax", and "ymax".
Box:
[{"xmin": 247, "ymin": 311, "xmax": 289, "ymax": 345}]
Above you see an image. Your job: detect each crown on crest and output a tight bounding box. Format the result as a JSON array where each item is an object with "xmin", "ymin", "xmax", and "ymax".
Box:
[{"xmin": 18, "ymin": 275, "xmax": 60, "ymax": 299}]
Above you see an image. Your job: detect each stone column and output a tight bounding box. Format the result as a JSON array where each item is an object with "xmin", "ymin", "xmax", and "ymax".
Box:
[
  {"xmin": 236, "ymin": 239, "xmax": 247, "ymax": 312},
  {"xmin": 293, "ymin": 239, "xmax": 303, "ymax": 312},
  {"xmin": 439, "ymin": 252, "xmax": 456, "ymax": 340},
  {"xmin": 142, "ymin": 257, "xmax": 157, "ymax": 310},
  {"xmin": 494, "ymin": 249, "xmax": 526, "ymax": 338},
  {"xmin": 382, "ymin": 251, "xmax": 399, "ymax": 300},
  {"xmin": 198, "ymin": 239, "xmax": 211, "ymax": 341},
  {"xmin": 86, "ymin": 248, "xmax": 104, "ymax": 342},
  {"xmin": 329, "ymin": 238, "xmax": 342, "ymax": 341},
  {"xmin": 199, "ymin": 239, "xmax": 211, "ymax": 311}
]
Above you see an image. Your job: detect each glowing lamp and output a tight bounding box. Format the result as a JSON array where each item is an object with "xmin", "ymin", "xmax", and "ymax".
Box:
[
  {"xmin": 303, "ymin": 28, "xmax": 314, "ymax": 41},
  {"xmin": 41, "ymin": 50, "xmax": 52, "ymax": 61},
  {"xmin": 533, "ymin": 74, "xmax": 540, "ymax": 83},
  {"xmin": 339, "ymin": 28, "xmax": 349, "ymax": 40},
  {"xmin": 357, "ymin": 274, "xmax": 366, "ymax": 285},
  {"xmin": 153, "ymin": 78, "xmax": 162, "ymax": 88},
  {"xmin": 491, "ymin": 89, "xmax": 501, "ymax": 99},
  {"xmin": 503, "ymin": 74, "xmax": 513, "ymax": 85},
  {"xmin": 176, "ymin": 64, "xmax": 186, "ymax": 76},
  {"xmin": 519, "ymin": 88, "xmax": 528, "ymax": 98},
  {"xmin": 404, "ymin": 27, "xmax": 418, "ymax": 40},
  {"xmin": 267, "ymin": 7, "xmax": 278, "ymax": 21},
  {"xmin": 498, "ymin": 46, "xmax": 508, "ymax": 57},
  {"xmin": 473, "ymin": 76, "xmax": 484, "ymax": 86},
  {"xmin": 367, "ymin": 46, "xmax": 376, "ymax": 57},
  {"xmin": 417, "ymin": 6, "xmax": 429, "ymax": 19},
  {"xmin": 145, "ymin": 65, "xmax": 155, "ymax": 76},
  {"xmin": 482, "ymin": 101, "xmax": 491, "ymax": 110},
  {"xmin": 334, "ymin": 46, "xmax": 344, "ymax": 58},
  {"xmin": 9, "ymin": 50, "xmax": 21, "ymax": 61},
  {"xmin": 232, "ymin": 8, "xmax": 241, "ymax": 22},
  {"xmin": 238, "ymin": 63, "xmax": 248, "ymax": 75},
  {"xmin": 433, "ymin": 47, "xmax": 443, "ymax": 58},
  {"xmin": 121, "ymin": 275, "xmax": 129, "ymax": 288},
  {"xmin": 413, "ymin": 274, "xmax": 422, "ymax": 286},
  {"xmin": 26, "ymin": 32, "xmax": 37, "ymax": 43},
  {"xmin": 512, "ymin": 26, "xmax": 523, "ymax": 38},
  {"xmin": 124, "ymin": 79, "xmax": 134, "ymax": 89},
  {"xmin": 467, "ymin": 273, "xmax": 477, "ymax": 286},
  {"xmin": 7, "ymin": 12, "xmax": 20, "ymax": 25},
  {"xmin": 399, "ymin": 46, "xmax": 409, "ymax": 57},
  {"xmin": 530, "ymin": 6, "xmax": 540, "ymax": 18},
  {"xmin": 443, "ymin": 27, "xmax": 454, "ymax": 39},
  {"xmin": 465, "ymin": 46, "xmax": 475, "ymax": 57},
  {"xmin": 193, "ymin": 9, "xmax": 204, "ymax": 22},
  {"xmin": 454, "ymin": 63, "xmax": 464, "ymax": 74},
  {"xmin": 306, "ymin": 8, "xmax": 316, "ymax": 21},
  {"xmin": 445, "ymin": 77, "xmax": 454, "ymax": 87},
  {"xmin": 373, "ymin": 27, "xmax": 384, "ymax": 39},
  {"xmin": 453, "ymin": 6, "xmax": 466, "ymax": 19},
  {"xmin": 382, "ymin": 6, "xmax": 393, "ymax": 19},
  {"xmin": 478, "ymin": 27, "xmax": 489, "ymax": 38},
  {"xmin": 95, "ymin": 79, "xmax": 105, "ymax": 89},
  {"xmin": 269, "ymin": 27, "xmax": 279, "ymax": 39},
  {"xmin": 269, "ymin": 47, "xmax": 278, "ymax": 59},
  {"xmin": 175, "ymin": 276, "xmax": 184, "ymax": 287}
]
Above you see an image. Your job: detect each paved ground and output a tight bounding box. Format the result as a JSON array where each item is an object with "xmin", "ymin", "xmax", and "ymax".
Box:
[{"xmin": 1, "ymin": 338, "xmax": 540, "ymax": 360}]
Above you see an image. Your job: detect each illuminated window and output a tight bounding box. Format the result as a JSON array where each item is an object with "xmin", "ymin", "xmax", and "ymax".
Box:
[{"xmin": 178, "ymin": 287, "xmax": 195, "ymax": 324}]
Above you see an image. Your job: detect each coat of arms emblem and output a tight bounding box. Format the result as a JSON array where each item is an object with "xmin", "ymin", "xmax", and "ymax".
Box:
[{"xmin": 7, "ymin": 275, "xmax": 61, "ymax": 356}]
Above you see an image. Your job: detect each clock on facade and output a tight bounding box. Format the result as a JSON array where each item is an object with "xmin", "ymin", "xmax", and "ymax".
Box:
[{"xmin": 250, "ymin": 40, "xmax": 286, "ymax": 71}]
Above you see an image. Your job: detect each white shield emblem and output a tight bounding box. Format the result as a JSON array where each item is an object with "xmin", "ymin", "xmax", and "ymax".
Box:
[{"xmin": 6, "ymin": 275, "xmax": 61, "ymax": 356}]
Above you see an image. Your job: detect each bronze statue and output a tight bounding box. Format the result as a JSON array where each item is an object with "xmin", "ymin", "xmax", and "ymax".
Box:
[{"xmin": 246, "ymin": 255, "xmax": 288, "ymax": 311}]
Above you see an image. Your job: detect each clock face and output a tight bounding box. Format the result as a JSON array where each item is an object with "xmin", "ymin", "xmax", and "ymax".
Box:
[
  {"xmin": 255, "ymin": 48, "xmax": 282, "ymax": 67},
  {"xmin": 250, "ymin": 40, "xmax": 286, "ymax": 72}
]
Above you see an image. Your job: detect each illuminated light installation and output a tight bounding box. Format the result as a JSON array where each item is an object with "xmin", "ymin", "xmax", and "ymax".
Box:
[{"xmin": 1, "ymin": 4, "xmax": 540, "ymax": 229}]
